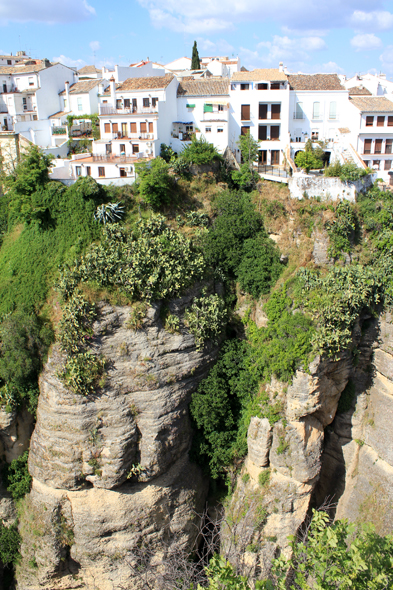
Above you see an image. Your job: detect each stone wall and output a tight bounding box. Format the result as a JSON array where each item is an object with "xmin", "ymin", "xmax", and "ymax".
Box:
[{"xmin": 288, "ymin": 173, "xmax": 375, "ymax": 201}]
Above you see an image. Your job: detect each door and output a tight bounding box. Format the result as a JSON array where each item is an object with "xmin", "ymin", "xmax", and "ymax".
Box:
[
  {"xmin": 259, "ymin": 150, "xmax": 267, "ymax": 164},
  {"xmin": 121, "ymin": 123, "xmax": 127, "ymax": 137},
  {"xmin": 271, "ymin": 150, "xmax": 280, "ymax": 165},
  {"xmin": 132, "ymin": 99, "xmax": 137, "ymax": 112},
  {"xmin": 271, "ymin": 104, "xmax": 281, "ymax": 119},
  {"xmin": 259, "ymin": 104, "xmax": 267, "ymax": 120},
  {"xmin": 241, "ymin": 104, "xmax": 250, "ymax": 120},
  {"xmin": 105, "ymin": 143, "xmax": 112, "ymax": 155}
]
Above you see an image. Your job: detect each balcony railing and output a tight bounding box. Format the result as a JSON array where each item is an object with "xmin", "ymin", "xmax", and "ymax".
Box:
[
  {"xmin": 258, "ymin": 165, "xmax": 288, "ymax": 178},
  {"xmin": 52, "ymin": 126, "xmax": 67, "ymax": 135},
  {"xmin": 99, "ymin": 105, "xmax": 158, "ymax": 116},
  {"xmin": 91, "ymin": 153, "xmax": 146, "ymax": 163},
  {"xmin": 293, "ymin": 112, "xmax": 304, "ymax": 119}
]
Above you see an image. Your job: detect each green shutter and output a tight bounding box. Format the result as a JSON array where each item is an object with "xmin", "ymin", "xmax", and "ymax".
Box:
[
  {"xmin": 186, "ymin": 104, "xmax": 196, "ymax": 108},
  {"xmin": 204, "ymin": 104, "xmax": 213, "ymax": 112}
]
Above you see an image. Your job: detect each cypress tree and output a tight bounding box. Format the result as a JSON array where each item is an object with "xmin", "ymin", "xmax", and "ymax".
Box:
[{"xmin": 191, "ymin": 41, "xmax": 200, "ymax": 70}]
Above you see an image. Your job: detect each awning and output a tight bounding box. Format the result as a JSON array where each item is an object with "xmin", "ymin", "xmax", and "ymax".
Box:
[
  {"xmin": 173, "ymin": 121, "xmax": 193, "ymax": 125},
  {"xmin": 210, "ymin": 100, "xmax": 228, "ymax": 106},
  {"xmin": 186, "ymin": 104, "xmax": 196, "ymax": 108},
  {"xmin": 204, "ymin": 104, "xmax": 213, "ymax": 112}
]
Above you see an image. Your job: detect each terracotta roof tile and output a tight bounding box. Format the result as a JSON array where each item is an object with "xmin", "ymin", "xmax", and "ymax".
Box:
[
  {"xmin": 177, "ymin": 79, "xmax": 229, "ymax": 97},
  {"xmin": 49, "ymin": 110, "xmax": 72, "ymax": 118},
  {"xmin": 116, "ymin": 74, "xmax": 175, "ymax": 92},
  {"xmin": 348, "ymin": 85, "xmax": 372, "ymax": 96},
  {"xmin": 78, "ymin": 65, "xmax": 101, "ymax": 74},
  {"xmin": 349, "ymin": 96, "xmax": 393, "ymax": 112},
  {"xmin": 59, "ymin": 79, "xmax": 105, "ymax": 95},
  {"xmin": 232, "ymin": 68, "xmax": 287, "ymax": 82},
  {"xmin": 287, "ymin": 74, "xmax": 345, "ymax": 91},
  {"xmin": 0, "ymin": 62, "xmax": 54, "ymax": 75}
]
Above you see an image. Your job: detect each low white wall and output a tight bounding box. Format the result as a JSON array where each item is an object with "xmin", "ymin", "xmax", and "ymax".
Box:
[
  {"xmin": 94, "ymin": 177, "xmax": 135, "ymax": 186},
  {"xmin": 288, "ymin": 173, "xmax": 375, "ymax": 201}
]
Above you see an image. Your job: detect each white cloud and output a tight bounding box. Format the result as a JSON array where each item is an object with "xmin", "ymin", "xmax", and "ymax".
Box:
[
  {"xmin": 350, "ymin": 34, "xmax": 382, "ymax": 52},
  {"xmin": 138, "ymin": 0, "xmax": 380, "ymax": 34},
  {"xmin": 53, "ymin": 54, "xmax": 87, "ymax": 68},
  {"xmin": 350, "ymin": 10, "xmax": 393, "ymax": 32},
  {"xmin": 89, "ymin": 41, "xmax": 100, "ymax": 52},
  {"xmin": 380, "ymin": 45, "xmax": 393, "ymax": 72},
  {"xmin": 0, "ymin": 0, "xmax": 95, "ymax": 25},
  {"xmin": 255, "ymin": 35, "xmax": 326, "ymax": 66},
  {"xmin": 196, "ymin": 38, "xmax": 234, "ymax": 55}
]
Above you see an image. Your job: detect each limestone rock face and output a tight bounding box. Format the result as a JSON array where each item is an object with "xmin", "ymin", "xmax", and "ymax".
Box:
[
  {"xmin": 247, "ymin": 417, "xmax": 272, "ymax": 468},
  {"xmin": 19, "ymin": 290, "xmax": 219, "ymax": 590}
]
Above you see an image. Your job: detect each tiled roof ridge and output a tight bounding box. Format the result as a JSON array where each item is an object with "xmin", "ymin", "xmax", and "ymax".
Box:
[
  {"xmin": 177, "ymin": 79, "xmax": 229, "ymax": 97},
  {"xmin": 287, "ymin": 73, "xmax": 345, "ymax": 91}
]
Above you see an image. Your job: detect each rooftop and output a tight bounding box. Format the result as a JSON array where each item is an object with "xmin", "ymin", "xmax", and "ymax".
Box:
[
  {"xmin": 103, "ymin": 74, "xmax": 174, "ymax": 94},
  {"xmin": 49, "ymin": 110, "xmax": 72, "ymax": 119},
  {"xmin": 348, "ymin": 85, "xmax": 372, "ymax": 96},
  {"xmin": 77, "ymin": 65, "xmax": 101, "ymax": 75},
  {"xmin": 287, "ymin": 74, "xmax": 345, "ymax": 91},
  {"xmin": 0, "ymin": 60, "xmax": 55, "ymax": 75},
  {"xmin": 177, "ymin": 79, "xmax": 229, "ymax": 97},
  {"xmin": 349, "ymin": 96, "xmax": 393, "ymax": 113},
  {"xmin": 60, "ymin": 79, "xmax": 106, "ymax": 95},
  {"xmin": 232, "ymin": 68, "xmax": 287, "ymax": 82}
]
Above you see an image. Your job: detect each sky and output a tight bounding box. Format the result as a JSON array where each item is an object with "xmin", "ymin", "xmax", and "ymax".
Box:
[{"xmin": 1, "ymin": 0, "xmax": 393, "ymax": 79}]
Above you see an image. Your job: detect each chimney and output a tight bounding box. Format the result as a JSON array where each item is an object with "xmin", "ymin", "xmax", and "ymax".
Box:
[
  {"xmin": 65, "ymin": 81, "xmax": 70, "ymax": 111},
  {"xmin": 98, "ymin": 82, "xmax": 104, "ymax": 95},
  {"xmin": 110, "ymin": 76, "xmax": 116, "ymax": 107},
  {"xmin": 279, "ymin": 61, "xmax": 284, "ymax": 72}
]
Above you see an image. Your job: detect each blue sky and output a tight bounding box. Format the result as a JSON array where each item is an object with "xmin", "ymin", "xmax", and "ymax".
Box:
[{"xmin": 1, "ymin": 0, "xmax": 393, "ymax": 78}]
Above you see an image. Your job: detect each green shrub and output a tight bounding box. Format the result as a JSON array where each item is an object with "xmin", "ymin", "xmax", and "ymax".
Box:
[
  {"xmin": 236, "ymin": 233, "xmax": 282, "ymax": 299},
  {"xmin": 160, "ymin": 143, "xmax": 176, "ymax": 163},
  {"xmin": 232, "ymin": 163, "xmax": 260, "ymax": 191},
  {"xmin": 181, "ymin": 136, "xmax": 221, "ymax": 166},
  {"xmin": 325, "ymin": 201, "xmax": 358, "ymax": 259},
  {"xmin": 0, "ymin": 522, "xmax": 20, "ymax": 566},
  {"xmin": 2, "ymin": 451, "xmax": 32, "ymax": 501},
  {"xmin": 164, "ymin": 313, "xmax": 180, "ymax": 333},
  {"xmin": 60, "ymin": 351, "xmax": 106, "ymax": 396},
  {"xmin": 295, "ymin": 151, "xmax": 323, "ymax": 172},
  {"xmin": 58, "ymin": 291, "xmax": 96, "ymax": 353},
  {"xmin": 127, "ymin": 302, "xmax": 148, "ymax": 331},
  {"xmin": 184, "ymin": 293, "xmax": 227, "ymax": 350},
  {"xmin": 135, "ymin": 158, "xmax": 175, "ymax": 209},
  {"xmin": 258, "ymin": 469, "xmax": 270, "ymax": 488}
]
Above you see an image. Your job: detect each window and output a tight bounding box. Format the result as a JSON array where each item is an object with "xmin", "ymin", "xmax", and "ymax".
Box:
[
  {"xmin": 149, "ymin": 122, "xmax": 153, "ymax": 133},
  {"xmin": 271, "ymin": 104, "xmax": 281, "ymax": 119},
  {"xmin": 119, "ymin": 168, "xmax": 127, "ymax": 177},
  {"xmin": 112, "ymin": 123, "xmax": 118, "ymax": 133},
  {"xmin": 77, "ymin": 98, "xmax": 83, "ymax": 111},
  {"xmin": 329, "ymin": 101, "xmax": 337, "ymax": 120},
  {"xmin": 33, "ymin": 115, "xmax": 37, "ymax": 120},
  {"xmin": 132, "ymin": 144, "xmax": 139, "ymax": 154},
  {"xmin": 217, "ymin": 128, "xmax": 224, "ymax": 133},
  {"xmin": 130, "ymin": 122, "xmax": 137, "ymax": 133},
  {"xmin": 386, "ymin": 139, "xmax": 392, "ymax": 154},
  {"xmin": 366, "ymin": 116, "xmax": 374, "ymax": 126},
  {"xmin": 120, "ymin": 144, "xmax": 125, "ymax": 153},
  {"xmin": 259, "ymin": 104, "xmax": 267, "ymax": 120},
  {"xmin": 388, "ymin": 116, "xmax": 393, "ymax": 126},
  {"xmin": 86, "ymin": 166, "xmax": 91, "ymax": 176},
  {"xmin": 270, "ymin": 82, "xmax": 280, "ymax": 90},
  {"xmin": 295, "ymin": 137, "xmax": 302, "ymax": 142},
  {"xmin": 311, "ymin": 131, "xmax": 319, "ymax": 141},
  {"xmin": 205, "ymin": 126, "xmax": 212, "ymax": 133},
  {"xmin": 241, "ymin": 126, "xmax": 250, "ymax": 136},
  {"xmin": 375, "ymin": 139, "xmax": 383, "ymax": 154},
  {"xmin": 258, "ymin": 125, "xmax": 267, "ymax": 140},
  {"xmin": 218, "ymin": 104, "xmax": 224, "ymax": 111},
  {"xmin": 377, "ymin": 116, "xmax": 385, "ymax": 127},
  {"xmin": 313, "ymin": 102, "xmax": 320, "ymax": 119},
  {"xmin": 373, "ymin": 160, "xmax": 380, "ymax": 169},
  {"xmin": 271, "ymin": 150, "xmax": 280, "ymax": 164},
  {"xmin": 104, "ymin": 123, "xmax": 110, "ymax": 133},
  {"xmin": 295, "ymin": 102, "xmax": 304, "ymax": 119},
  {"xmin": 257, "ymin": 83, "xmax": 268, "ymax": 90},
  {"xmin": 143, "ymin": 98, "xmax": 150, "ymax": 108},
  {"xmin": 140, "ymin": 122, "xmax": 147, "ymax": 133},
  {"xmin": 240, "ymin": 83, "xmax": 249, "ymax": 90},
  {"xmin": 7, "ymin": 60, "xmax": 11, "ymax": 65},
  {"xmin": 98, "ymin": 167, "xmax": 105, "ymax": 177},
  {"xmin": 152, "ymin": 97, "xmax": 158, "ymax": 107},
  {"xmin": 28, "ymin": 77, "xmax": 34, "ymax": 86},
  {"xmin": 241, "ymin": 104, "xmax": 250, "ymax": 120},
  {"xmin": 364, "ymin": 139, "xmax": 372, "ymax": 154},
  {"xmin": 204, "ymin": 103, "xmax": 213, "ymax": 112},
  {"xmin": 76, "ymin": 166, "xmax": 82, "ymax": 177},
  {"xmin": 116, "ymin": 99, "xmax": 122, "ymax": 109},
  {"xmin": 270, "ymin": 125, "xmax": 280, "ymax": 140},
  {"xmin": 385, "ymin": 160, "xmax": 392, "ymax": 170},
  {"xmin": 124, "ymin": 98, "xmax": 130, "ymax": 108}
]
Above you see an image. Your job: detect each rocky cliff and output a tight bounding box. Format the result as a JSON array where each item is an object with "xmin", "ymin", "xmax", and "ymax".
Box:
[
  {"xmin": 16, "ymin": 286, "xmax": 220, "ymax": 590},
  {"xmin": 224, "ymin": 308, "xmax": 393, "ymax": 578}
]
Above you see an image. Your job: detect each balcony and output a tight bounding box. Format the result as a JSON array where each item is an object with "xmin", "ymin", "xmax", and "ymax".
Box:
[
  {"xmin": 90, "ymin": 153, "xmax": 149, "ymax": 164},
  {"xmin": 293, "ymin": 112, "xmax": 304, "ymax": 119},
  {"xmin": 106, "ymin": 132, "xmax": 154, "ymax": 141},
  {"xmin": 0, "ymin": 105, "xmax": 8, "ymax": 113},
  {"xmin": 51, "ymin": 126, "xmax": 67, "ymax": 135},
  {"xmin": 99, "ymin": 105, "xmax": 158, "ymax": 116}
]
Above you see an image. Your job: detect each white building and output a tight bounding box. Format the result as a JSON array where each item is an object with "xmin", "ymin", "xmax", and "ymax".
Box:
[
  {"xmin": 343, "ymin": 73, "xmax": 393, "ymax": 99},
  {"xmin": 229, "ymin": 68, "xmax": 289, "ymax": 167},
  {"xmin": 174, "ymin": 79, "xmax": 230, "ymax": 154},
  {"xmin": 77, "ymin": 65, "xmax": 102, "ymax": 80},
  {"xmin": 346, "ymin": 95, "xmax": 393, "ymax": 182},
  {"xmin": 287, "ymin": 74, "xmax": 349, "ymax": 164}
]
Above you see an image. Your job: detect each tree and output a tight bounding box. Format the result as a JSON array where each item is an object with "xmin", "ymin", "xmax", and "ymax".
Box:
[
  {"xmin": 135, "ymin": 157, "xmax": 175, "ymax": 209},
  {"xmin": 191, "ymin": 41, "xmax": 201, "ymax": 70},
  {"xmin": 295, "ymin": 150, "xmax": 323, "ymax": 173},
  {"xmin": 232, "ymin": 132, "xmax": 260, "ymax": 190}
]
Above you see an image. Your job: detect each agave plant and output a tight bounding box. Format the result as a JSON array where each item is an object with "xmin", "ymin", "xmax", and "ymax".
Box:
[{"xmin": 94, "ymin": 202, "xmax": 124, "ymax": 224}]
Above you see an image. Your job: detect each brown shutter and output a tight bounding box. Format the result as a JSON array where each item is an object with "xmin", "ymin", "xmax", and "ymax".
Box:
[
  {"xmin": 377, "ymin": 116, "xmax": 385, "ymax": 127},
  {"xmin": 149, "ymin": 122, "xmax": 153, "ymax": 133},
  {"xmin": 241, "ymin": 104, "xmax": 250, "ymax": 120},
  {"xmin": 270, "ymin": 125, "xmax": 280, "ymax": 139},
  {"xmin": 386, "ymin": 139, "xmax": 392, "ymax": 154},
  {"xmin": 140, "ymin": 122, "xmax": 147, "ymax": 133},
  {"xmin": 112, "ymin": 123, "xmax": 118, "ymax": 133},
  {"xmin": 375, "ymin": 139, "xmax": 383, "ymax": 153},
  {"xmin": 388, "ymin": 116, "xmax": 393, "ymax": 126},
  {"xmin": 271, "ymin": 104, "xmax": 281, "ymax": 119},
  {"xmin": 258, "ymin": 125, "xmax": 267, "ymax": 140},
  {"xmin": 259, "ymin": 104, "xmax": 267, "ymax": 119},
  {"xmin": 241, "ymin": 126, "xmax": 249, "ymax": 136},
  {"xmin": 130, "ymin": 122, "xmax": 137, "ymax": 133},
  {"xmin": 366, "ymin": 116, "xmax": 374, "ymax": 126},
  {"xmin": 364, "ymin": 139, "xmax": 372, "ymax": 154},
  {"xmin": 104, "ymin": 123, "xmax": 110, "ymax": 133}
]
